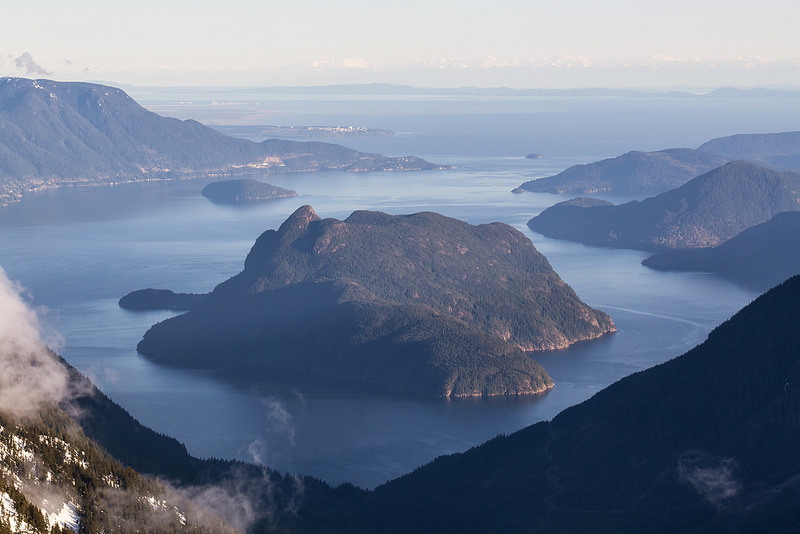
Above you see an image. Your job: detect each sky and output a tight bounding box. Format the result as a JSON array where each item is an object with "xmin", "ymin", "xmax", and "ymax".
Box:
[{"xmin": 2, "ymin": 0, "xmax": 800, "ymax": 89}]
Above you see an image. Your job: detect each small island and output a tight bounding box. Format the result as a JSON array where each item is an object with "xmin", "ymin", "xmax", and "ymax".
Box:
[
  {"xmin": 525, "ymin": 153, "xmax": 545, "ymax": 159},
  {"xmin": 119, "ymin": 288, "xmax": 208, "ymax": 311},
  {"xmin": 201, "ymin": 179, "xmax": 297, "ymax": 204}
]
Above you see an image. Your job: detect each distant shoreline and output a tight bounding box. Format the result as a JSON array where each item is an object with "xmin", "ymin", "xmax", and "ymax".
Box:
[{"xmin": 214, "ymin": 124, "xmax": 394, "ymax": 140}]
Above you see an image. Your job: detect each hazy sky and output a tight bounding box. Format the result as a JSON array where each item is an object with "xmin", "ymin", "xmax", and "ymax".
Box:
[{"xmin": 2, "ymin": 0, "xmax": 799, "ymax": 88}]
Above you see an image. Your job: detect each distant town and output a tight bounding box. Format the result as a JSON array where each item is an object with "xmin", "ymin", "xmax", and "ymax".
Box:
[{"xmin": 258, "ymin": 124, "xmax": 395, "ymax": 138}]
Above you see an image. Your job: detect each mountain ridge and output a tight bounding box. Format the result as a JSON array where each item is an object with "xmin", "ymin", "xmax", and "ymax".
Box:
[
  {"xmin": 642, "ymin": 210, "xmax": 800, "ymax": 290},
  {"xmin": 0, "ymin": 77, "xmax": 447, "ymax": 205}
]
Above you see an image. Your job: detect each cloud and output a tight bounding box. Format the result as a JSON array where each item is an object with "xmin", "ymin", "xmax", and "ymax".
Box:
[
  {"xmin": 307, "ymin": 58, "xmax": 376, "ymax": 70},
  {"xmin": 246, "ymin": 396, "xmax": 298, "ymax": 468},
  {"xmin": 14, "ymin": 52, "xmax": 52, "ymax": 76},
  {"xmin": 167, "ymin": 465, "xmax": 305, "ymax": 532},
  {"xmin": 0, "ymin": 267, "xmax": 70, "ymax": 419},
  {"xmin": 678, "ymin": 452, "xmax": 740, "ymax": 506}
]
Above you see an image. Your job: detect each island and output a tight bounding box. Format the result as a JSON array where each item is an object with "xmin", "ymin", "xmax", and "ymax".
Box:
[
  {"xmin": 515, "ymin": 131, "xmax": 800, "ymax": 198},
  {"xmin": 119, "ymin": 288, "xmax": 207, "ymax": 311},
  {"xmin": 201, "ymin": 178, "xmax": 297, "ymax": 204},
  {"xmin": 516, "ymin": 148, "xmax": 729, "ymax": 196},
  {"xmin": 528, "ymin": 161, "xmax": 800, "ymax": 251},
  {"xmin": 134, "ymin": 205, "xmax": 616, "ymax": 397}
]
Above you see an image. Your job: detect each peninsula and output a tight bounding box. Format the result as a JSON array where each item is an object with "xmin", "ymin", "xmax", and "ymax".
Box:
[{"xmin": 0, "ymin": 78, "xmax": 447, "ymax": 205}]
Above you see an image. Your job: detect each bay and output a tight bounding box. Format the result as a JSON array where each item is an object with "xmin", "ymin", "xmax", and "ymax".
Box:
[{"xmin": 0, "ymin": 91, "xmax": 778, "ymax": 488}]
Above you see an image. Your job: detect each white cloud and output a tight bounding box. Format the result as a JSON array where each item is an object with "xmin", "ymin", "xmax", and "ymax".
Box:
[
  {"xmin": 679, "ymin": 453, "xmax": 740, "ymax": 506},
  {"xmin": 14, "ymin": 52, "xmax": 52, "ymax": 76},
  {"xmin": 306, "ymin": 58, "xmax": 376, "ymax": 70},
  {"xmin": 0, "ymin": 267, "xmax": 70, "ymax": 419}
]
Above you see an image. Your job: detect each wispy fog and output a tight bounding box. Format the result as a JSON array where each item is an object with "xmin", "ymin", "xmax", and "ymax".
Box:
[
  {"xmin": 0, "ymin": 266, "xmax": 70, "ymax": 419},
  {"xmin": 678, "ymin": 452, "xmax": 740, "ymax": 506}
]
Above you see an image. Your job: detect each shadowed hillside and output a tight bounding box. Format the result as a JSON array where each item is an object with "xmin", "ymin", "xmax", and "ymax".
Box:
[
  {"xmin": 290, "ymin": 275, "xmax": 800, "ymax": 533},
  {"xmin": 642, "ymin": 211, "xmax": 800, "ymax": 290}
]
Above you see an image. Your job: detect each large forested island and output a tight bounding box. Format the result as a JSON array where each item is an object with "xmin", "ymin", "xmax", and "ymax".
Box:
[
  {"xmin": 528, "ymin": 161, "xmax": 800, "ymax": 251},
  {"xmin": 0, "ymin": 77, "xmax": 447, "ymax": 205},
  {"xmin": 135, "ymin": 205, "xmax": 615, "ymax": 397}
]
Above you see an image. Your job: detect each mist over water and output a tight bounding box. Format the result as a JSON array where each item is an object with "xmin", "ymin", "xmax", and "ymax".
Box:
[{"xmin": 0, "ymin": 91, "xmax": 778, "ymax": 487}]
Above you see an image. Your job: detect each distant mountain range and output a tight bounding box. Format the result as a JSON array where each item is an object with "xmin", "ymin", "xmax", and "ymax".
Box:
[
  {"xmin": 516, "ymin": 130, "xmax": 800, "ymax": 197},
  {"xmin": 134, "ymin": 205, "xmax": 615, "ymax": 397},
  {"xmin": 527, "ymin": 161, "xmax": 800, "ymax": 251},
  {"xmin": 698, "ymin": 131, "xmax": 800, "ymax": 170},
  {"xmin": 643, "ymin": 211, "xmax": 800, "ymax": 290},
  {"xmin": 0, "ymin": 77, "xmax": 447, "ymax": 205}
]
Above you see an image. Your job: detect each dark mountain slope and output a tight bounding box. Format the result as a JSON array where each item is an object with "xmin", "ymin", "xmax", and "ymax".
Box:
[
  {"xmin": 517, "ymin": 148, "xmax": 730, "ymax": 196},
  {"xmin": 296, "ymin": 275, "xmax": 800, "ymax": 533},
  {"xmin": 136, "ymin": 206, "xmax": 615, "ymax": 397},
  {"xmin": 0, "ymin": 77, "xmax": 445, "ymax": 204},
  {"xmin": 528, "ymin": 161, "xmax": 800, "ymax": 251},
  {"xmin": 0, "ymin": 352, "xmax": 339, "ymax": 533},
  {"xmin": 642, "ymin": 211, "xmax": 800, "ymax": 290}
]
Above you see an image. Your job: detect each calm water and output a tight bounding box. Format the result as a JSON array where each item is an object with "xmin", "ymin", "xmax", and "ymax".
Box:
[{"xmin": 0, "ymin": 91, "xmax": 782, "ymax": 488}]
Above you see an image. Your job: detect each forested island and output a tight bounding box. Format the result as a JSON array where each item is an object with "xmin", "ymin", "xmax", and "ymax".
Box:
[
  {"xmin": 528, "ymin": 161, "xmax": 800, "ymax": 251},
  {"xmin": 134, "ymin": 205, "xmax": 615, "ymax": 397},
  {"xmin": 516, "ymin": 130, "xmax": 800, "ymax": 197},
  {"xmin": 119, "ymin": 288, "xmax": 208, "ymax": 311},
  {"xmin": 201, "ymin": 178, "xmax": 297, "ymax": 204}
]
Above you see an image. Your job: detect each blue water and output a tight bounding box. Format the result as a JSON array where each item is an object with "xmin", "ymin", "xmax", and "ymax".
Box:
[{"xmin": 0, "ymin": 90, "xmax": 783, "ymax": 488}]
